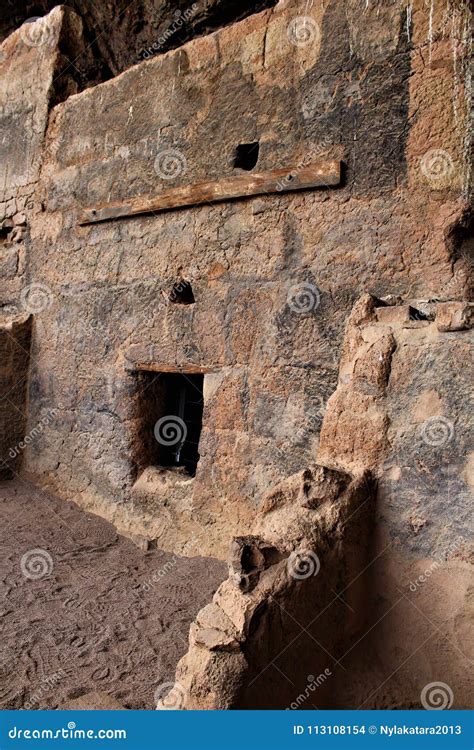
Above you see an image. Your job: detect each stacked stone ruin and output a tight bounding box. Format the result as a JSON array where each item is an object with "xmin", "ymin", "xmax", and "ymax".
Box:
[{"xmin": 0, "ymin": 0, "xmax": 472, "ymax": 708}]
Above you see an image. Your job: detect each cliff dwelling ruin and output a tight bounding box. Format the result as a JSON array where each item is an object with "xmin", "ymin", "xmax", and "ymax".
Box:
[{"xmin": 0, "ymin": 0, "xmax": 472, "ymax": 712}]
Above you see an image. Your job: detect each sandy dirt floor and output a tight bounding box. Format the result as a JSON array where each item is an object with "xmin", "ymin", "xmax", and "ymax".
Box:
[{"xmin": 0, "ymin": 479, "xmax": 226, "ymax": 709}]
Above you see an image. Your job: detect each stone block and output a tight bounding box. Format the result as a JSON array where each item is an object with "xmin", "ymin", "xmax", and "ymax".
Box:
[{"xmin": 436, "ymin": 302, "xmax": 472, "ymax": 332}]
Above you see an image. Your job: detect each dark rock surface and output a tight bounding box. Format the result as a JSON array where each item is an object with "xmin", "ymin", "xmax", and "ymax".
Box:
[{"xmin": 0, "ymin": 0, "xmax": 278, "ymax": 86}]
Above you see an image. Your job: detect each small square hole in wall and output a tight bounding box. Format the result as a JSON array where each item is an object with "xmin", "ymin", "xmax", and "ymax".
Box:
[
  {"xmin": 233, "ymin": 142, "xmax": 259, "ymax": 171},
  {"xmin": 168, "ymin": 279, "xmax": 195, "ymax": 304},
  {"xmin": 134, "ymin": 371, "xmax": 204, "ymax": 477}
]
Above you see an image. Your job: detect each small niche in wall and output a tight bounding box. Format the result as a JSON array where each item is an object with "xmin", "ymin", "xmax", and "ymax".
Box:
[
  {"xmin": 0, "ymin": 220, "xmax": 13, "ymax": 242},
  {"xmin": 168, "ymin": 279, "xmax": 195, "ymax": 305},
  {"xmin": 134, "ymin": 370, "xmax": 204, "ymax": 477},
  {"xmin": 233, "ymin": 142, "xmax": 259, "ymax": 171}
]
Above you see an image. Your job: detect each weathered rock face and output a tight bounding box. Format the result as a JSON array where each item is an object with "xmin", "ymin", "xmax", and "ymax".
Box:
[
  {"xmin": 0, "ymin": 0, "xmax": 278, "ymax": 85},
  {"xmin": 0, "ymin": 7, "xmax": 95, "ymax": 308},
  {"xmin": 323, "ymin": 295, "xmax": 473, "ymax": 710}
]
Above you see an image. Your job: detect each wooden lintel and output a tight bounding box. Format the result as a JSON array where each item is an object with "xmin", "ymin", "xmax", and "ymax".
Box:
[
  {"xmin": 78, "ymin": 161, "xmax": 341, "ymax": 225},
  {"xmin": 127, "ymin": 362, "xmax": 217, "ymax": 374}
]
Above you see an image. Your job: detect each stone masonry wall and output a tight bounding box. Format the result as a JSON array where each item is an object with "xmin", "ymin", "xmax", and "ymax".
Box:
[
  {"xmin": 12, "ymin": 0, "xmax": 471, "ymax": 559},
  {"xmin": 0, "ymin": 0, "xmax": 471, "ymax": 711},
  {"xmin": 0, "ymin": 7, "xmax": 94, "ymax": 314}
]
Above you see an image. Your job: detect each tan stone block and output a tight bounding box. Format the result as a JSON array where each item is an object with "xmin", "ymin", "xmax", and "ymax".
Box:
[
  {"xmin": 436, "ymin": 302, "xmax": 472, "ymax": 332},
  {"xmin": 375, "ymin": 305, "xmax": 412, "ymax": 325},
  {"xmin": 351, "ymin": 333, "xmax": 396, "ymax": 395}
]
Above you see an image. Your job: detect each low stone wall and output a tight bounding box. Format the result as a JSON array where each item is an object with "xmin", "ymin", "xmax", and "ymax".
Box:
[
  {"xmin": 168, "ymin": 468, "xmax": 374, "ymax": 709},
  {"xmin": 167, "ymin": 294, "xmax": 473, "ymax": 708}
]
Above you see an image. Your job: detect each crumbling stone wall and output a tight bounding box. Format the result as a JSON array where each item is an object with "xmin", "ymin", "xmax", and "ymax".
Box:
[
  {"xmin": 168, "ymin": 294, "xmax": 472, "ymax": 709},
  {"xmin": 16, "ymin": 0, "xmax": 470, "ymax": 559},
  {"xmin": 0, "ymin": 7, "xmax": 94, "ymax": 313},
  {"xmin": 318, "ymin": 294, "xmax": 473, "ymax": 708},
  {"xmin": 1, "ymin": 2, "xmax": 280, "ymax": 89},
  {"xmin": 170, "ymin": 468, "xmax": 375, "ymax": 709},
  {"xmin": 0, "ymin": 0, "xmax": 471, "ymax": 711}
]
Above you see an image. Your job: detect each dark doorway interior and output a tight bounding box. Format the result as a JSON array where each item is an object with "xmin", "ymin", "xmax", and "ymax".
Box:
[{"xmin": 134, "ymin": 371, "xmax": 204, "ymax": 476}]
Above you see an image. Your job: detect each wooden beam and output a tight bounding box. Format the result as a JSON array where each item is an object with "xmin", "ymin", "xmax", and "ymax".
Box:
[
  {"xmin": 128, "ymin": 363, "xmax": 217, "ymax": 374},
  {"xmin": 78, "ymin": 161, "xmax": 341, "ymax": 225}
]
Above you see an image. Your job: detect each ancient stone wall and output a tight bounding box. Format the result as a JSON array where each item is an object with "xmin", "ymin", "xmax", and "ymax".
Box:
[
  {"xmin": 169, "ymin": 294, "xmax": 473, "ymax": 709},
  {"xmin": 0, "ymin": 1, "xmax": 279, "ymax": 88},
  {"xmin": 15, "ymin": 0, "xmax": 470, "ymax": 559},
  {"xmin": 0, "ymin": 7, "xmax": 94, "ymax": 312},
  {"xmin": 0, "ymin": 0, "xmax": 471, "ymax": 712}
]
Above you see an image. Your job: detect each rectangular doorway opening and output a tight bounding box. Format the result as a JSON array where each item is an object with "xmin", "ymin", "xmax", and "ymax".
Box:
[{"xmin": 135, "ymin": 371, "xmax": 204, "ymax": 477}]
